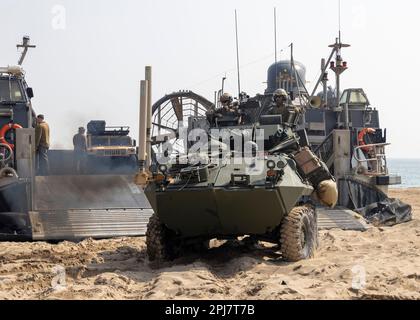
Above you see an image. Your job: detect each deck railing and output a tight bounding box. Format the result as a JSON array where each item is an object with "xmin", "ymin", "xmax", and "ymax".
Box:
[{"xmin": 353, "ymin": 143, "xmax": 390, "ymax": 176}]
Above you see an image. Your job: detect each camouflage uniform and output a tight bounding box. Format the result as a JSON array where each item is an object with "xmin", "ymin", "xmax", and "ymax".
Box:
[{"xmin": 268, "ymin": 89, "xmax": 289, "ymax": 120}]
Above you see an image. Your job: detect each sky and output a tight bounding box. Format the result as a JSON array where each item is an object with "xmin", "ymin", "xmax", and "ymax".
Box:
[{"xmin": 0, "ymin": 0, "xmax": 419, "ymax": 158}]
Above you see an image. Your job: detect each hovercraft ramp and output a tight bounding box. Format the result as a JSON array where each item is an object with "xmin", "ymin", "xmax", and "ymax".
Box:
[
  {"xmin": 29, "ymin": 175, "xmax": 367, "ymax": 241},
  {"xmin": 317, "ymin": 207, "xmax": 370, "ymax": 231},
  {"xmin": 30, "ymin": 175, "xmax": 153, "ymax": 241}
]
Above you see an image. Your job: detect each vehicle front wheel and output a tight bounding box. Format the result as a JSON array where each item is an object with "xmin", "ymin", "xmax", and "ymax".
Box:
[
  {"xmin": 146, "ymin": 214, "xmax": 181, "ymax": 263},
  {"xmin": 280, "ymin": 205, "xmax": 318, "ymax": 262}
]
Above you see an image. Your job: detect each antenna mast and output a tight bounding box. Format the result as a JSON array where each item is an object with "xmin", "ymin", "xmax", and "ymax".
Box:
[
  {"xmin": 274, "ymin": 7, "xmax": 278, "ymax": 89},
  {"xmin": 310, "ymin": 0, "xmax": 349, "ymax": 107},
  {"xmin": 338, "ymin": 0, "xmax": 342, "ymax": 42},
  {"xmin": 17, "ymin": 36, "xmax": 36, "ymax": 66},
  {"xmin": 329, "ymin": 0, "xmax": 351, "ymax": 128},
  {"xmin": 234, "ymin": 10, "xmax": 241, "ymax": 99}
]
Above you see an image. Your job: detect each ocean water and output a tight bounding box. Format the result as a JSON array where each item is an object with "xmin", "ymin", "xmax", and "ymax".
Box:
[{"xmin": 388, "ymin": 159, "xmax": 420, "ymax": 188}]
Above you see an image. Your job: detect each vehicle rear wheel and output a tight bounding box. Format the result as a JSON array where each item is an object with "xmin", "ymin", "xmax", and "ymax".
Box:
[
  {"xmin": 146, "ymin": 214, "xmax": 180, "ymax": 262},
  {"xmin": 280, "ymin": 205, "xmax": 317, "ymax": 262}
]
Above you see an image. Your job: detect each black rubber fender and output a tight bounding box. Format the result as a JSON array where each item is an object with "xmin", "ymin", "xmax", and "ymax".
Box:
[{"xmin": 0, "ymin": 212, "xmax": 32, "ymax": 237}]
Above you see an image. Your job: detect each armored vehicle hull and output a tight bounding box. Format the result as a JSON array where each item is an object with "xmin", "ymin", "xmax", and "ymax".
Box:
[{"xmin": 145, "ymin": 160, "xmax": 313, "ymax": 239}]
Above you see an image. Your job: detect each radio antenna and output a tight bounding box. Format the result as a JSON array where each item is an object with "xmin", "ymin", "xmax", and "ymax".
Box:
[
  {"xmin": 274, "ymin": 7, "xmax": 279, "ymax": 89},
  {"xmin": 234, "ymin": 10, "xmax": 241, "ymax": 99},
  {"xmin": 338, "ymin": 0, "xmax": 342, "ymax": 42}
]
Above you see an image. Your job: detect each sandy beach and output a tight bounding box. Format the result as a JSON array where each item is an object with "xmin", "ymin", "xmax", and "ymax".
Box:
[{"xmin": 0, "ymin": 188, "xmax": 419, "ymax": 300}]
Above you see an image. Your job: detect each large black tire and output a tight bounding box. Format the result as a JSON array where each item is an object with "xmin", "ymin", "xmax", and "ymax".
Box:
[
  {"xmin": 146, "ymin": 214, "xmax": 180, "ymax": 262},
  {"xmin": 280, "ymin": 205, "xmax": 318, "ymax": 262}
]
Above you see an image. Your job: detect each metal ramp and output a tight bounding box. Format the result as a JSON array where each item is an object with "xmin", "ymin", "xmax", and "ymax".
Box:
[
  {"xmin": 317, "ymin": 207, "xmax": 370, "ymax": 231},
  {"xmin": 30, "ymin": 175, "xmax": 153, "ymax": 241},
  {"xmin": 29, "ymin": 175, "xmax": 368, "ymax": 240}
]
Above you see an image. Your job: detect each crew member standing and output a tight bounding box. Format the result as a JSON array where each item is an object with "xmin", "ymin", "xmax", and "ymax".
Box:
[
  {"xmin": 268, "ymin": 89, "xmax": 302, "ymax": 124},
  {"xmin": 73, "ymin": 127, "xmax": 87, "ymax": 174},
  {"xmin": 35, "ymin": 114, "xmax": 50, "ymax": 176},
  {"xmin": 268, "ymin": 89, "xmax": 289, "ymax": 118},
  {"xmin": 219, "ymin": 93, "xmax": 239, "ymax": 115},
  {"xmin": 210, "ymin": 93, "xmax": 241, "ymax": 124}
]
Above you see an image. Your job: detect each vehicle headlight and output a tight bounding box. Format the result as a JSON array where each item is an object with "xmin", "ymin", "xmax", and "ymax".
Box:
[{"xmin": 267, "ymin": 160, "xmax": 276, "ymax": 169}]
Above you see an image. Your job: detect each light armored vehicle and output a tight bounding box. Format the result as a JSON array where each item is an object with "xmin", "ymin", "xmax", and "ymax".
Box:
[{"xmin": 145, "ymin": 94, "xmax": 337, "ymax": 262}]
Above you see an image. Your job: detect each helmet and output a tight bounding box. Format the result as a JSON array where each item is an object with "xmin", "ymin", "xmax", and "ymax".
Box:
[
  {"xmin": 273, "ymin": 89, "xmax": 288, "ymax": 99},
  {"xmin": 220, "ymin": 93, "xmax": 233, "ymax": 104}
]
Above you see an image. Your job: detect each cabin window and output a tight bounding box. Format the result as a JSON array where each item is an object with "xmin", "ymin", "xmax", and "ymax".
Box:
[
  {"xmin": 339, "ymin": 91, "xmax": 349, "ymax": 105},
  {"xmin": 349, "ymin": 91, "xmax": 368, "ymax": 105},
  {"xmin": 0, "ymin": 79, "xmax": 25, "ymax": 103}
]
